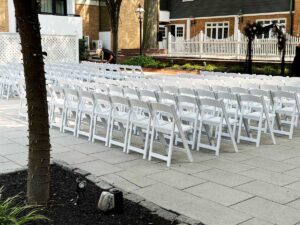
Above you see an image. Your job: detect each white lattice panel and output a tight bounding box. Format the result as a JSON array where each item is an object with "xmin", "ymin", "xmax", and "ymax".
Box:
[{"xmin": 0, "ymin": 33, "xmax": 78, "ymax": 64}]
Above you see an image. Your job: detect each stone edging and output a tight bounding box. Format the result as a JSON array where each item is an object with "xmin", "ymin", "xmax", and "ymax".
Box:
[{"xmin": 52, "ymin": 159, "xmax": 204, "ymax": 225}]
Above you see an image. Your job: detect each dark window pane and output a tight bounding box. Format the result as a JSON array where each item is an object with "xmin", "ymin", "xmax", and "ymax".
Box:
[
  {"xmin": 218, "ymin": 28, "xmax": 223, "ymax": 39},
  {"xmin": 212, "ymin": 28, "xmax": 216, "ymax": 39},
  {"xmin": 224, "ymin": 28, "xmax": 228, "ymax": 38}
]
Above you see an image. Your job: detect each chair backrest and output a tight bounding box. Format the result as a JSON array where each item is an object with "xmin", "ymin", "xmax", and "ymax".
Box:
[
  {"xmin": 157, "ymin": 92, "xmax": 177, "ymax": 106},
  {"xmin": 195, "ymin": 89, "xmax": 216, "ymax": 99},
  {"xmin": 260, "ymin": 84, "xmax": 279, "ymax": 91},
  {"xmin": 139, "ymin": 89, "xmax": 158, "ymax": 103},
  {"xmin": 130, "ymin": 99, "xmax": 152, "ymax": 119},
  {"xmin": 179, "ymin": 87, "xmax": 196, "ymax": 97},
  {"xmin": 163, "ymin": 86, "xmax": 179, "ymax": 95},
  {"xmin": 211, "ymin": 85, "xmax": 229, "ymax": 93},
  {"xmin": 109, "ymin": 85, "xmax": 124, "ymax": 97},
  {"xmin": 123, "ymin": 87, "xmax": 139, "ymax": 100},
  {"xmin": 281, "ymin": 86, "xmax": 300, "ymax": 94},
  {"xmin": 230, "ymin": 87, "xmax": 249, "ymax": 95}
]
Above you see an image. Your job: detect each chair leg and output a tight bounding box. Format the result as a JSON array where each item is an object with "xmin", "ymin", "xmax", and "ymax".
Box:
[
  {"xmin": 92, "ymin": 115, "xmax": 97, "ymax": 143},
  {"xmin": 126, "ymin": 122, "xmax": 134, "ymax": 154},
  {"xmin": 108, "ymin": 118, "xmax": 114, "ymax": 148},
  {"xmin": 256, "ymin": 117, "xmax": 263, "ymax": 147},
  {"xmin": 148, "ymin": 127, "xmax": 156, "ymax": 161},
  {"xmin": 196, "ymin": 120, "xmax": 203, "ymax": 151},
  {"xmin": 123, "ymin": 120, "xmax": 130, "ymax": 153},
  {"xmin": 105, "ymin": 116, "xmax": 111, "ymax": 147},
  {"xmin": 167, "ymin": 130, "xmax": 175, "ymax": 167},
  {"xmin": 143, "ymin": 124, "xmax": 151, "ymax": 159}
]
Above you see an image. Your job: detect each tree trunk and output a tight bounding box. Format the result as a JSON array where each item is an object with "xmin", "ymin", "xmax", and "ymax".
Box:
[
  {"xmin": 13, "ymin": 0, "xmax": 51, "ymax": 205},
  {"xmin": 112, "ymin": 25, "xmax": 119, "ymax": 63},
  {"xmin": 143, "ymin": 0, "xmax": 159, "ymax": 49}
]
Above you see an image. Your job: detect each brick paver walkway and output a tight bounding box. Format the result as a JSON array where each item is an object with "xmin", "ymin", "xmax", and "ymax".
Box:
[{"xmin": 1, "ymin": 99, "xmax": 300, "ymax": 225}]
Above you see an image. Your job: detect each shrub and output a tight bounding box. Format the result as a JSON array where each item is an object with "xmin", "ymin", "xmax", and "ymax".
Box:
[
  {"xmin": 171, "ymin": 64, "xmax": 181, "ymax": 70},
  {"xmin": 123, "ymin": 56, "xmax": 168, "ymax": 68},
  {"xmin": 204, "ymin": 64, "xmax": 217, "ymax": 72},
  {"xmin": 0, "ymin": 187, "xmax": 48, "ymax": 225},
  {"xmin": 79, "ymin": 38, "xmax": 89, "ymax": 61}
]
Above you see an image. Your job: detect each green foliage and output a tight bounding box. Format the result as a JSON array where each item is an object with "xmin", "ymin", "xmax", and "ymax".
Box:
[
  {"xmin": 79, "ymin": 38, "xmax": 89, "ymax": 61},
  {"xmin": 171, "ymin": 64, "xmax": 180, "ymax": 70},
  {"xmin": 204, "ymin": 64, "xmax": 217, "ymax": 72},
  {"xmin": 123, "ymin": 56, "xmax": 168, "ymax": 68},
  {"xmin": 0, "ymin": 187, "xmax": 48, "ymax": 225}
]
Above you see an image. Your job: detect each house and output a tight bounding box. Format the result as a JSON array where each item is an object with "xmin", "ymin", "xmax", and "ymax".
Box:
[
  {"xmin": 0, "ymin": 0, "xmax": 83, "ymax": 37},
  {"xmin": 160, "ymin": 0, "xmax": 300, "ymax": 45}
]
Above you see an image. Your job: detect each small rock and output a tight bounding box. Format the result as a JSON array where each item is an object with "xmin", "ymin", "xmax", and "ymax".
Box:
[
  {"xmin": 97, "ymin": 191, "xmax": 114, "ymax": 212},
  {"xmin": 139, "ymin": 200, "xmax": 160, "ymax": 212},
  {"xmin": 124, "ymin": 193, "xmax": 145, "ymax": 203},
  {"xmin": 96, "ymin": 180, "xmax": 113, "ymax": 191},
  {"xmin": 155, "ymin": 208, "xmax": 177, "ymax": 221}
]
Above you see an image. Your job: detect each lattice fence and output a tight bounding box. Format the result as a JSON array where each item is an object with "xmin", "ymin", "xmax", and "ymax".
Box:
[{"xmin": 0, "ymin": 33, "xmax": 78, "ymax": 64}]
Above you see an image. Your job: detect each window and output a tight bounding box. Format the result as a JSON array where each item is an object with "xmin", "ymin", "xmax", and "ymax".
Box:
[
  {"xmin": 256, "ymin": 19, "xmax": 286, "ymax": 39},
  {"xmin": 205, "ymin": 22, "xmax": 229, "ymax": 39},
  {"xmin": 176, "ymin": 27, "xmax": 184, "ymax": 37},
  {"xmin": 159, "ymin": 26, "xmax": 166, "ymax": 38},
  {"xmin": 37, "ymin": 0, "xmax": 67, "ymax": 15}
]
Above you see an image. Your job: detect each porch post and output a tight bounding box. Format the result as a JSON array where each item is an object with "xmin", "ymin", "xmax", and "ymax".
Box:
[
  {"xmin": 199, "ymin": 30, "xmax": 204, "ymax": 58},
  {"xmin": 236, "ymin": 30, "xmax": 241, "ymax": 60},
  {"xmin": 168, "ymin": 32, "xmax": 172, "ymax": 55}
]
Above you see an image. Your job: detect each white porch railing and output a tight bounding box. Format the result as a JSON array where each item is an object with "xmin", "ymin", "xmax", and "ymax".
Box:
[
  {"xmin": 0, "ymin": 33, "xmax": 79, "ymax": 64},
  {"xmin": 168, "ymin": 30, "xmax": 300, "ymax": 61}
]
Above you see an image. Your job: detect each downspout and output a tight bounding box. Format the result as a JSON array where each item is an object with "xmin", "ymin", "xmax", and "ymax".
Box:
[{"xmin": 290, "ymin": 0, "xmax": 294, "ymax": 35}]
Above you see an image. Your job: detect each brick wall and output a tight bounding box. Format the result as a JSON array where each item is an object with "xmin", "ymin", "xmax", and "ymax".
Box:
[
  {"xmin": 75, "ymin": 4, "xmax": 99, "ymax": 43},
  {"xmin": 118, "ymin": 0, "xmax": 145, "ymax": 50},
  {"xmin": 294, "ymin": 0, "xmax": 300, "ymax": 36},
  {"xmin": 0, "ymin": 0, "xmax": 9, "ymax": 32}
]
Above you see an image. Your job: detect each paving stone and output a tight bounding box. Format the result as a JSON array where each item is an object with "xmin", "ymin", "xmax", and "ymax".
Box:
[
  {"xmin": 231, "ymin": 197, "xmax": 300, "ymax": 225},
  {"xmin": 219, "ymin": 152, "xmax": 256, "ymax": 162},
  {"xmin": 85, "ymin": 174, "xmax": 101, "ymax": 183},
  {"xmin": 200, "ymin": 159, "xmax": 255, "ymax": 173},
  {"xmin": 91, "ymin": 150, "xmax": 140, "ymax": 164},
  {"xmin": 285, "ymin": 181, "xmax": 300, "ymax": 192},
  {"xmin": 194, "ymin": 169, "xmax": 253, "ymax": 187},
  {"xmin": 284, "ymin": 167, "xmax": 300, "ymax": 178},
  {"xmin": 69, "ymin": 142, "xmax": 108, "ymax": 154},
  {"xmin": 240, "ymin": 168, "xmax": 299, "ymax": 186},
  {"xmin": 171, "ymin": 162, "xmax": 211, "ymax": 174},
  {"xmin": 185, "ymin": 182, "xmax": 253, "ymax": 206},
  {"xmin": 176, "ymin": 214, "xmax": 204, "ymax": 225},
  {"xmin": 124, "ymin": 193, "xmax": 145, "ymax": 203},
  {"xmin": 52, "ymin": 136, "xmax": 88, "ymax": 146},
  {"xmin": 74, "ymin": 168, "xmax": 91, "ymax": 177},
  {"xmin": 155, "ymin": 208, "xmax": 177, "ymax": 221},
  {"xmin": 96, "ymin": 180, "xmax": 113, "ymax": 191},
  {"xmin": 75, "ymin": 160, "xmax": 123, "ymax": 176},
  {"xmin": 238, "ymin": 218, "xmax": 273, "ymax": 225},
  {"xmin": 4, "ymin": 152, "xmax": 27, "ymax": 166},
  {"xmin": 117, "ymin": 170, "xmax": 157, "ymax": 188},
  {"xmin": 236, "ymin": 180, "xmax": 300, "ymax": 204},
  {"xmin": 0, "ymin": 155, "xmax": 9, "ymax": 163},
  {"xmin": 140, "ymin": 200, "xmax": 161, "ymax": 212},
  {"xmin": 242, "ymin": 157, "xmax": 298, "ymax": 172},
  {"xmin": 284, "ymin": 156, "xmax": 300, "ymax": 165},
  {"xmin": 148, "ymin": 170, "xmax": 206, "ymax": 190},
  {"xmin": 53, "ymin": 150, "xmax": 96, "ymax": 165},
  {"xmin": 0, "ymin": 136, "xmax": 13, "ymax": 145},
  {"xmin": 135, "ymin": 183, "xmax": 251, "ymax": 225},
  {"xmin": 287, "ymin": 199, "xmax": 300, "ymax": 210},
  {"xmin": 100, "ymin": 174, "xmax": 140, "ymax": 192},
  {"xmin": 0, "ymin": 161, "xmax": 23, "ymax": 173},
  {"xmin": 0, "ymin": 143, "xmax": 27, "ymax": 155}
]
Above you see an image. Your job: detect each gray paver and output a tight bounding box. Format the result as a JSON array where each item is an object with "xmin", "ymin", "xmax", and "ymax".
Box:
[
  {"xmin": 200, "ymin": 159, "xmax": 255, "ymax": 173},
  {"xmin": 75, "ymin": 160, "xmax": 123, "ymax": 176},
  {"xmin": 231, "ymin": 197, "xmax": 300, "ymax": 225},
  {"xmin": 239, "ymin": 168, "xmax": 299, "ymax": 186},
  {"xmin": 284, "ymin": 168, "xmax": 300, "ymax": 178},
  {"xmin": 238, "ymin": 218, "xmax": 274, "ymax": 225},
  {"xmin": 91, "ymin": 150, "xmax": 140, "ymax": 164},
  {"xmin": 236, "ymin": 180, "xmax": 300, "ymax": 204},
  {"xmin": 117, "ymin": 170, "xmax": 157, "ymax": 188},
  {"xmin": 148, "ymin": 170, "xmax": 206, "ymax": 190},
  {"xmin": 185, "ymin": 182, "xmax": 253, "ymax": 206},
  {"xmin": 287, "ymin": 199, "xmax": 300, "ymax": 210},
  {"xmin": 53, "ymin": 150, "xmax": 96, "ymax": 165},
  {"xmin": 285, "ymin": 181, "xmax": 300, "ymax": 192},
  {"xmin": 194, "ymin": 169, "xmax": 254, "ymax": 187},
  {"xmin": 100, "ymin": 174, "xmax": 140, "ymax": 192}
]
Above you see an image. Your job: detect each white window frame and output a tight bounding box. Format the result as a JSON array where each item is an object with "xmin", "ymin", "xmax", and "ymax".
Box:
[
  {"xmin": 159, "ymin": 25, "xmax": 167, "ymax": 39},
  {"xmin": 205, "ymin": 21, "xmax": 230, "ymax": 39},
  {"xmin": 256, "ymin": 18, "xmax": 287, "ymax": 39},
  {"xmin": 175, "ymin": 24, "xmax": 185, "ymax": 39}
]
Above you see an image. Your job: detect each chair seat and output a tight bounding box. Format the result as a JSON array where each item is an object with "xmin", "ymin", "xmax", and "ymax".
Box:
[
  {"xmin": 154, "ymin": 121, "xmax": 193, "ymax": 134},
  {"xmin": 180, "ymin": 111, "xmax": 198, "ymax": 121},
  {"xmin": 203, "ymin": 116, "xmax": 238, "ymax": 126}
]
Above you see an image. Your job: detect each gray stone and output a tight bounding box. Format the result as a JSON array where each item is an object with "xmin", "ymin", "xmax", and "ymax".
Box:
[
  {"xmin": 155, "ymin": 208, "xmax": 177, "ymax": 222},
  {"xmin": 124, "ymin": 193, "xmax": 145, "ymax": 203},
  {"xmin": 52, "ymin": 159, "xmax": 69, "ymax": 167},
  {"xmin": 86, "ymin": 174, "xmax": 100, "ymax": 183},
  {"xmin": 176, "ymin": 214, "xmax": 204, "ymax": 225},
  {"xmin": 139, "ymin": 200, "xmax": 160, "ymax": 212},
  {"xmin": 74, "ymin": 168, "xmax": 91, "ymax": 177},
  {"xmin": 96, "ymin": 180, "xmax": 113, "ymax": 191}
]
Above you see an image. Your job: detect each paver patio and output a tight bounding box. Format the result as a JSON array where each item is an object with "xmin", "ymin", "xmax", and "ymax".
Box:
[{"xmin": 1, "ymin": 99, "xmax": 300, "ymax": 225}]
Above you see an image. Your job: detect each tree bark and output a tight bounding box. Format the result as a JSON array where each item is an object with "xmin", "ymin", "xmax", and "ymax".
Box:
[
  {"xmin": 143, "ymin": 0, "xmax": 159, "ymax": 49},
  {"xmin": 13, "ymin": 0, "xmax": 51, "ymax": 205},
  {"xmin": 105, "ymin": 0, "xmax": 122, "ymax": 63}
]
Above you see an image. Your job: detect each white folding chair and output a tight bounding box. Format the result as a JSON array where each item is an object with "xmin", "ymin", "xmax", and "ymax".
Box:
[
  {"xmin": 109, "ymin": 85, "xmax": 124, "ymax": 97},
  {"xmin": 149, "ymin": 102, "xmax": 194, "ymax": 167},
  {"xmin": 62, "ymin": 89, "xmax": 80, "ymax": 136},
  {"xmin": 237, "ymin": 94, "xmax": 276, "ymax": 147},
  {"xmin": 271, "ymin": 91, "xmax": 300, "ymax": 139},
  {"xmin": 123, "ymin": 87, "xmax": 139, "ymax": 100},
  {"xmin": 127, "ymin": 99, "xmax": 152, "ymax": 159},
  {"xmin": 92, "ymin": 93, "xmax": 112, "ymax": 146},
  {"xmin": 109, "ymin": 96, "xmax": 131, "ymax": 152},
  {"xmin": 197, "ymin": 98, "xmax": 238, "ymax": 156},
  {"xmin": 179, "ymin": 87, "xmax": 196, "ymax": 97},
  {"xmin": 77, "ymin": 91, "xmax": 95, "ymax": 141},
  {"xmin": 139, "ymin": 89, "xmax": 158, "ymax": 103},
  {"xmin": 50, "ymin": 86, "xmax": 65, "ymax": 132}
]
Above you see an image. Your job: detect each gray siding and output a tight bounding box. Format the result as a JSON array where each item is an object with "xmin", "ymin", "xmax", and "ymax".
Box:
[{"xmin": 169, "ymin": 0, "xmax": 292, "ymax": 19}]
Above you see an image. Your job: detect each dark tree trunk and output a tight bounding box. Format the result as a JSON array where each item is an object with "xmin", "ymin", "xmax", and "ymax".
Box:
[
  {"xmin": 105, "ymin": 0, "xmax": 122, "ymax": 63},
  {"xmin": 143, "ymin": 0, "xmax": 159, "ymax": 49},
  {"xmin": 13, "ymin": 0, "xmax": 51, "ymax": 205}
]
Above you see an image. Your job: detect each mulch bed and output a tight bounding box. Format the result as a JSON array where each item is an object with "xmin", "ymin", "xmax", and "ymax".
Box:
[{"xmin": 0, "ymin": 165, "xmax": 177, "ymax": 225}]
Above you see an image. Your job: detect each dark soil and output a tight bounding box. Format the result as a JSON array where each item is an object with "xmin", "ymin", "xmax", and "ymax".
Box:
[{"xmin": 0, "ymin": 165, "xmax": 177, "ymax": 225}]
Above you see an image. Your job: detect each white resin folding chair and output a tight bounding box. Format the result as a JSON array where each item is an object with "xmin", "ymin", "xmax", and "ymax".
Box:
[
  {"xmin": 176, "ymin": 95, "xmax": 199, "ymax": 149},
  {"xmin": 197, "ymin": 98, "xmax": 238, "ymax": 155},
  {"xmin": 109, "ymin": 85, "xmax": 124, "ymax": 97},
  {"xmin": 123, "ymin": 87, "xmax": 139, "ymax": 100},
  {"xmin": 127, "ymin": 99, "xmax": 152, "ymax": 159},
  {"xmin": 50, "ymin": 86, "xmax": 65, "ymax": 132},
  {"xmin": 77, "ymin": 91, "xmax": 95, "ymax": 141},
  {"xmin": 139, "ymin": 89, "xmax": 158, "ymax": 103},
  {"xmin": 237, "ymin": 94, "xmax": 276, "ymax": 147},
  {"xmin": 230, "ymin": 87, "xmax": 249, "ymax": 95},
  {"xmin": 109, "ymin": 96, "xmax": 131, "ymax": 152},
  {"xmin": 149, "ymin": 102, "xmax": 194, "ymax": 167},
  {"xmin": 260, "ymin": 84, "xmax": 279, "ymax": 91},
  {"xmin": 211, "ymin": 85, "xmax": 230, "ymax": 93},
  {"xmin": 179, "ymin": 87, "xmax": 196, "ymax": 97},
  {"xmin": 62, "ymin": 89, "xmax": 80, "ymax": 136},
  {"xmin": 92, "ymin": 93, "xmax": 112, "ymax": 146},
  {"xmin": 162, "ymin": 86, "xmax": 179, "ymax": 95},
  {"xmin": 271, "ymin": 91, "xmax": 300, "ymax": 139},
  {"xmin": 158, "ymin": 92, "xmax": 177, "ymax": 107}
]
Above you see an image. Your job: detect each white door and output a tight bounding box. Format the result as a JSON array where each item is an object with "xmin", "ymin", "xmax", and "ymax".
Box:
[{"xmin": 175, "ymin": 25, "xmax": 185, "ymax": 52}]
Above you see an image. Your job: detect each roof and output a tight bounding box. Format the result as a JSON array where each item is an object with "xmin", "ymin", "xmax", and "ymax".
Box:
[{"xmin": 168, "ymin": 0, "xmax": 292, "ymax": 19}]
